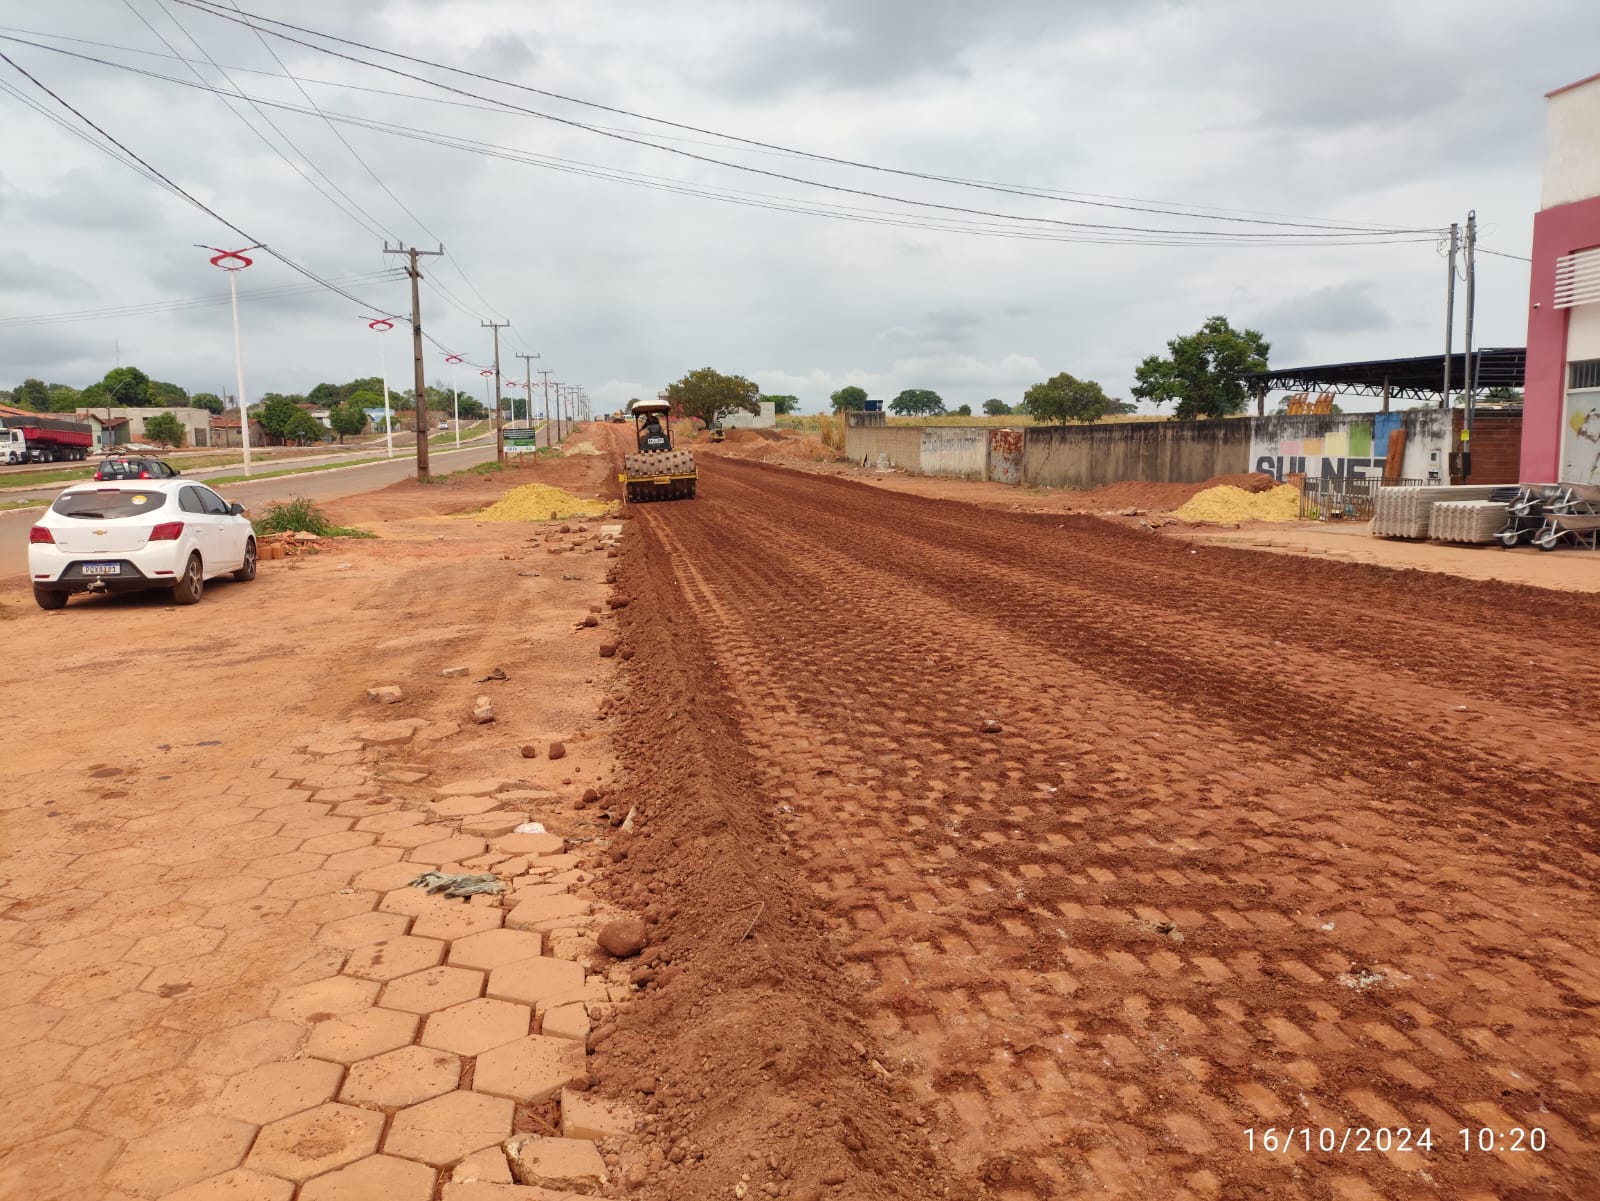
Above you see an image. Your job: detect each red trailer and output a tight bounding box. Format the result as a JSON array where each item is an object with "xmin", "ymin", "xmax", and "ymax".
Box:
[{"xmin": 0, "ymin": 415, "xmax": 94, "ymax": 463}]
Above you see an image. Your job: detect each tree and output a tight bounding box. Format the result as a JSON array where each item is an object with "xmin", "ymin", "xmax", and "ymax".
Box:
[
  {"xmin": 1483, "ymin": 387, "xmax": 1523, "ymax": 404},
  {"xmin": 762, "ymin": 394, "xmax": 800, "ymax": 415},
  {"xmin": 13, "ymin": 378, "xmax": 49, "ymax": 411},
  {"xmin": 143, "ymin": 411, "xmax": 186, "ymax": 448},
  {"xmin": 284, "ymin": 409, "xmax": 326, "ymax": 444},
  {"xmin": 982, "ymin": 398, "xmax": 1010, "ymax": 416},
  {"xmin": 456, "ymin": 397, "xmax": 487, "ymax": 420},
  {"xmin": 889, "ymin": 388, "xmax": 945, "ymax": 417},
  {"xmin": 65, "ymin": 383, "xmax": 97, "ymax": 412},
  {"xmin": 191, "ymin": 392, "xmax": 225, "ymax": 415},
  {"xmin": 662, "ymin": 367, "xmax": 761, "ymax": 428},
  {"xmin": 1021, "ymin": 372, "xmax": 1113, "ymax": 424},
  {"xmin": 1105, "ymin": 397, "xmax": 1138, "ymax": 415},
  {"xmin": 329, "ymin": 400, "xmax": 369, "ymax": 443},
  {"xmin": 954, "ymin": 403, "xmax": 972, "ymax": 416},
  {"xmin": 101, "ymin": 366, "xmax": 152, "ymax": 408},
  {"xmin": 1132, "ymin": 316, "xmax": 1270, "ymax": 421},
  {"xmin": 148, "ymin": 380, "xmax": 189, "ymax": 407},
  {"xmin": 258, "ymin": 394, "xmax": 302, "ymax": 441},
  {"xmin": 830, "ymin": 385, "xmax": 868, "ymax": 413}
]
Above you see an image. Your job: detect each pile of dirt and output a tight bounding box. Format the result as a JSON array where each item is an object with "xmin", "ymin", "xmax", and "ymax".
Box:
[
  {"xmin": 1173, "ymin": 482, "xmax": 1300, "ymax": 524},
  {"xmin": 723, "ymin": 428, "xmax": 764, "ymax": 443},
  {"xmin": 1058, "ymin": 471, "xmax": 1279, "ymax": 513},
  {"xmin": 563, "ymin": 441, "xmax": 604, "ymax": 456},
  {"xmin": 475, "ymin": 482, "xmax": 616, "ymax": 522}
]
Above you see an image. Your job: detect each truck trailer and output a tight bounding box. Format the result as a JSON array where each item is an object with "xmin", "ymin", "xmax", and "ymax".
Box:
[{"xmin": 0, "ymin": 415, "xmax": 94, "ymax": 463}]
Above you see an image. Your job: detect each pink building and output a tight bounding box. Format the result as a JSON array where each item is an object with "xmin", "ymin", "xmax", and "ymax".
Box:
[{"xmin": 1523, "ymin": 73, "xmax": 1600, "ymax": 484}]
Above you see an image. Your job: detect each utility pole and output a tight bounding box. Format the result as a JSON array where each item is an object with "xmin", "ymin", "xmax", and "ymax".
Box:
[
  {"xmin": 537, "ymin": 369, "xmax": 554, "ymax": 447},
  {"xmin": 482, "ymin": 320, "xmax": 510, "ymax": 463},
  {"xmin": 1460, "ymin": 211, "xmax": 1477, "ymax": 482},
  {"xmin": 515, "ymin": 352, "xmax": 540, "ymax": 446},
  {"xmin": 384, "ymin": 242, "xmax": 445, "ymax": 480},
  {"xmin": 1441, "ymin": 222, "xmax": 1459, "ymax": 411}
]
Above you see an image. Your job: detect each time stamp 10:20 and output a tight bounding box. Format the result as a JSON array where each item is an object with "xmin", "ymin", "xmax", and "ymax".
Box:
[{"xmin": 1244, "ymin": 1127, "xmax": 1548, "ymax": 1155}]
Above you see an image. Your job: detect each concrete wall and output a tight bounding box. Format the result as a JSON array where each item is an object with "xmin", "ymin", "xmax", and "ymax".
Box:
[
  {"xmin": 1249, "ymin": 410, "xmax": 1451, "ymax": 484},
  {"xmin": 1543, "ymin": 74, "xmax": 1600, "ymax": 208},
  {"xmin": 721, "ymin": 401, "xmax": 777, "ymax": 430},
  {"xmin": 1022, "ymin": 418, "xmax": 1251, "ymax": 489},
  {"xmin": 79, "ymin": 406, "xmax": 214, "ymax": 448},
  {"xmin": 844, "ymin": 411, "xmax": 922, "ymax": 471},
  {"xmin": 919, "ymin": 427, "xmax": 987, "ymax": 479},
  {"xmin": 989, "ymin": 429, "xmax": 1024, "ymax": 484}
]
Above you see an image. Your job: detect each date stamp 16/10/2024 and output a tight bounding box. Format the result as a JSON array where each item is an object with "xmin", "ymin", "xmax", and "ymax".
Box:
[{"xmin": 1244, "ymin": 1127, "xmax": 1549, "ymax": 1155}]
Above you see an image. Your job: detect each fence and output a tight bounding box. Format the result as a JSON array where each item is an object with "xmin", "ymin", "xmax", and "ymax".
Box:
[{"xmin": 1298, "ymin": 476, "xmax": 1428, "ymax": 521}]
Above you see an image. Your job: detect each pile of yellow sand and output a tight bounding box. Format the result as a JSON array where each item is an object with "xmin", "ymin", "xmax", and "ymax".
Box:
[
  {"xmin": 1173, "ymin": 483, "xmax": 1300, "ymax": 524},
  {"xmin": 476, "ymin": 483, "xmax": 615, "ymax": 522},
  {"xmin": 562, "ymin": 441, "xmax": 603, "ymax": 456}
]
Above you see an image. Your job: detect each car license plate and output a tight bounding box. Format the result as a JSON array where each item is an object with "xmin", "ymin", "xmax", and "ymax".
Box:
[{"xmin": 82, "ymin": 563, "xmax": 121, "ymax": 576}]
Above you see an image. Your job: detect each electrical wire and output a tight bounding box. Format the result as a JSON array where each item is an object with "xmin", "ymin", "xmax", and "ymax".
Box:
[
  {"xmin": 175, "ymin": 0, "xmax": 1435, "ymax": 235},
  {"xmin": 168, "ymin": 0, "xmax": 1430, "ymax": 242}
]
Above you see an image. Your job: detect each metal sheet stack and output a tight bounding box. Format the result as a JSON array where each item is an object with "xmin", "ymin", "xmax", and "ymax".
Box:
[
  {"xmin": 1372, "ymin": 485, "xmax": 1500, "ymax": 538},
  {"xmin": 1428, "ymin": 500, "xmax": 1511, "ymax": 543}
]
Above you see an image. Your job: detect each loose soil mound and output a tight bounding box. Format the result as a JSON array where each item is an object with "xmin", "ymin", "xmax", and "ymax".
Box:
[
  {"xmin": 723, "ymin": 428, "xmax": 764, "ymax": 443},
  {"xmin": 475, "ymin": 482, "xmax": 615, "ymax": 521},
  {"xmin": 1173, "ymin": 482, "xmax": 1300, "ymax": 523},
  {"xmin": 1059, "ymin": 471, "xmax": 1279, "ymax": 512},
  {"xmin": 563, "ymin": 440, "xmax": 604, "ymax": 456}
]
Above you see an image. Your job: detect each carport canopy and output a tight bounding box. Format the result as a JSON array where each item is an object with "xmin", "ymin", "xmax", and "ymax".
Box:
[{"xmin": 1244, "ymin": 348, "xmax": 1525, "ymax": 401}]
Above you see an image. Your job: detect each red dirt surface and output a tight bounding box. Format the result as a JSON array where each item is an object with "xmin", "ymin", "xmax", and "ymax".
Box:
[{"xmin": 592, "ymin": 434, "xmax": 1600, "ymax": 1200}]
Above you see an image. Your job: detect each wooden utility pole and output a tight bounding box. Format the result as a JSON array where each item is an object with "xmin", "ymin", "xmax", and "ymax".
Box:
[
  {"xmin": 384, "ymin": 243, "xmax": 445, "ymax": 480},
  {"xmin": 515, "ymin": 352, "xmax": 540, "ymax": 447},
  {"xmin": 482, "ymin": 320, "xmax": 510, "ymax": 462},
  {"xmin": 537, "ymin": 369, "xmax": 554, "ymax": 448}
]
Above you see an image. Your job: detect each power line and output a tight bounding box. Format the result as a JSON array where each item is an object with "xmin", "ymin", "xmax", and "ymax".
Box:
[
  {"xmin": 169, "ymin": 0, "xmax": 1429, "ymax": 242},
  {"xmin": 0, "ymin": 270, "xmax": 406, "ymax": 328},
  {"xmin": 175, "ymin": 0, "xmax": 1433, "ymax": 236}
]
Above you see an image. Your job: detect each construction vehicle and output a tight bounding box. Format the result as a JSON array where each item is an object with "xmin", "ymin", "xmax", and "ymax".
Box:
[
  {"xmin": 708, "ymin": 422, "xmax": 726, "ymax": 443},
  {"xmin": 618, "ymin": 399, "xmax": 696, "ymax": 502}
]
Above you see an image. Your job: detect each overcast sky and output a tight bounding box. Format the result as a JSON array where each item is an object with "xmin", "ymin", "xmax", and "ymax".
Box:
[{"xmin": 0, "ymin": 0, "xmax": 1591, "ymax": 414}]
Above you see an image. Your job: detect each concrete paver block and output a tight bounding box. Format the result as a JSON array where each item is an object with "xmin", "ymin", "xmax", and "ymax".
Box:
[
  {"xmin": 162, "ymin": 1168, "xmax": 295, "ymax": 1201},
  {"xmin": 216, "ymin": 1058, "xmax": 345, "ymax": 1125},
  {"xmin": 297, "ymin": 1153, "xmax": 437, "ymax": 1201},
  {"xmin": 193, "ymin": 1018, "xmax": 306, "ymax": 1075},
  {"xmin": 270, "ymin": 975, "xmax": 381, "ymax": 1023},
  {"xmin": 378, "ymin": 888, "xmax": 462, "ymax": 918},
  {"xmin": 560, "ymin": 1087, "xmax": 635, "ymax": 1140},
  {"xmin": 483, "ymin": 956, "xmax": 585, "ymax": 1008},
  {"xmin": 457, "ymin": 812, "xmax": 529, "ymax": 838},
  {"xmin": 412, "ymin": 906, "xmax": 504, "ymax": 941},
  {"xmin": 491, "ymin": 833, "xmax": 565, "ymax": 857},
  {"xmin": 472, "ymin": 1035, "xmax": 586, "ymax": 1104},
  {"xmin": 440, "ymin": 1183, "xmax": 577, "ymax": 1200},
  {"xmin": 381, "ymin": 965, "xmax": 485, "ymax": 1014},
  {"xmin": 450, "ymin": 1147, "xmax": 514, "ymax": 1184},
  {"xmin": 409, "ymin": 836, "xmax": 490, "ymax": 866},
  {"xmin": 506, "ymin": 1135, "xmax": 607, "ymax": 1192},
  {"xmin": 315, "ymin": 911, "xmax": 412, "ymax": 949},
  {"xmin": 107, "ymin": 1115, "xmax": 257, "ymax": 1197},
  {"xmin": 447, "ymin": 929, "xmax": 543, "ymax": 972},
  {"xmin": 421, "ymin": 997, "xmax": 531, "ymax": 1056},
  {"xmin": 434, "ymin": 779, "xmax": 512, "ymax": 798},
  {"xmin": 343, "ymin": 936, "xmax": 446, "ymax": 982},
  {"xmin": 505, "ymin": 895, "xmax": 590, "ymax": 933},
  {"xmin": 340, "ymin": 1044, "xmax": 461, "ymax": 1109},
  {"xmin": 247, "ymin": 1102, "xmax": 385, "ymax": 1181},
  {"xmin": 384, "ymin": 1090, "xmax": 514, "ymax": 1166},
  {"xmin": 540, "ymin": 1002, "xmax": 590, "ymax": 1043},
  {"xmin": 305, "ymin": 1006, "xmax": 419, "ymax": 1064},
  {"xmin": 428, "ymin": 796, "xmax": 502, "ymax": 818}
]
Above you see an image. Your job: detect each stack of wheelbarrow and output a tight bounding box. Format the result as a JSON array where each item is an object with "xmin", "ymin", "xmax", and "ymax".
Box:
[{"xmin": 1495, "ymin": 482, "xmax": 1600, "ymax": 550}]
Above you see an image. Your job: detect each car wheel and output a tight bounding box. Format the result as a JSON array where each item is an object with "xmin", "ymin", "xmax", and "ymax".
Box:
[
  {"xmin": 233, "ymin": 538, "xmax": 257, "ymax": 582},
  {"xmin": 33, "ymin": 586, "xmax": 68, "ymax": 611},
  {"xmin": 173, "ymin": 552, "xmax": 205, "ymax": 604}
]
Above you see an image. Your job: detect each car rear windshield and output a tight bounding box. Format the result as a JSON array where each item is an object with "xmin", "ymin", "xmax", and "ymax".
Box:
[{"xmin": 52, "ymin": 490, "xmax": 172, "ymax": 519}]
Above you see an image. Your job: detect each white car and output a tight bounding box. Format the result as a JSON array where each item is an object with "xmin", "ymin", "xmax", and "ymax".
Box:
[{"xmin": 28, "ymin": 479, "xmax": 256, "ymax": 610}]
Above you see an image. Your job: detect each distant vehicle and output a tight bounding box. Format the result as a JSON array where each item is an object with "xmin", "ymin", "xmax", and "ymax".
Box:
[
  {"xmin": 708, "ymin": 422, "xmax": 726, "ymax": 443},
  {"xmin": 28, "ymin": 479, "xmax": 256, "ymax": 610},
  {"xmin": 610, "ymin": 412, "xmax": 627, "ymax": 423},
  {"xmin": 94, "ymin": 456, "xmax": 181, "ymax": 481},
  {"xmin": 0, "ymin": 416, "xmax": 93, "ymax": 463},
  {"xmin": 438, "ymin": 420, "xmax": 450, "ymax": 430}
]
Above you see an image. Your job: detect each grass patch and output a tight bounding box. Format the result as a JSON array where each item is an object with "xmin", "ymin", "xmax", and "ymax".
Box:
[
  {"xmin": 206, "ymin": 456, "xmax": 391, "ymax": 487},
  {"xmin": 252, "ymin": 496, "xmax": 375, "ymax": 539},
  {"xmin": 430, "ymin": 420, "xmax": 493, "ymax": 446},
  {"xmin": 0, "ymin": 499, "xmax": 45, "ymax": 512},
  {"xmin": 422, "ymin": 459, "xmax": 509, "ymax": 485}
]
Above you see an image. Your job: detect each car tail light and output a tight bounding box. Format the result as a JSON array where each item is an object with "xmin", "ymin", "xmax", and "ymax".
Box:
[
  {"xmin": 29, "ymin": 526, "xmax": 54, "ymax": 544},
  {"xmin": 149, "ymin": 521, "xmax": 184, "ymax": 541},
  {"xmin": 139, "ymin": 471, "xmax": 150, "ymax": 479}
]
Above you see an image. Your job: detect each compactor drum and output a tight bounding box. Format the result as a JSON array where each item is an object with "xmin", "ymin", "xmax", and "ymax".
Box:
[{"xmin": 619, "ymin": 399, "xmax": 698, "ymax": 502}]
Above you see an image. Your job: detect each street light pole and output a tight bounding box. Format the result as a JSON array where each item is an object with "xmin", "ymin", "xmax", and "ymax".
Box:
[
  {"xmin": 365, "ymin": 318, "xmax": 396, "ymax": 458},
  {"xmin": 445, "ymin": 354, "xmax": 463, "ymax": 449},
  {"xmin": 199, "ymin": 245, "xmax": 260, "ymax": 473}
]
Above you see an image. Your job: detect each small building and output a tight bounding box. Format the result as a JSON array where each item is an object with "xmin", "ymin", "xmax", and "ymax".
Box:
[
  {"xmin": 1524, "ymin": 72, "xmax": 1600, "ymax": 484},
  {"xmin": 82, "ymin": 414, "xmax": 132, "ymax": 447},
  {"xmin": 209, "ymin": 413, "xmax": 265, "ymax": 449},
  {"xmin": 76, "ymin": 406, "xmax": 214, "ymax": 448}
]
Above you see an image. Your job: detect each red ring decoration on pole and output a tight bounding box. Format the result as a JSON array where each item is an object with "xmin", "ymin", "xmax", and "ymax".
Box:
[
  {"xmin": 367, "ymin": 318, "xmax": 394, "ymax": 332},
  {"xmin": 480, "ymin": 368, "xmax": 493, "ymax": 376},
  {"xmin": 445, "ymin": 354, "xmax": 463, "ymax": 364},
  {"xmin": 208, "ymin": 248, "xmax": 254, "ymax": 271}
]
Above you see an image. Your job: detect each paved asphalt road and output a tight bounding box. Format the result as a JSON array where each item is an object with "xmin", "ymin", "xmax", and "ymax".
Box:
[{"xmin": 2, "ymin": 440, "xmax": 500, "ymax": 581}]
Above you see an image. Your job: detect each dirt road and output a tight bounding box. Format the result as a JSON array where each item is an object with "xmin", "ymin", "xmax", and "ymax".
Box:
[{"xmin": 598, "ymin": 437, "xmax": 1600, "ymax": 1199}]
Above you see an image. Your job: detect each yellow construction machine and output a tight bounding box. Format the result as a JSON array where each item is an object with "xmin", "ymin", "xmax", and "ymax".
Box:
[{"xmin": 618, "ymin": 399, "xmax": 697, "ymax": 502}]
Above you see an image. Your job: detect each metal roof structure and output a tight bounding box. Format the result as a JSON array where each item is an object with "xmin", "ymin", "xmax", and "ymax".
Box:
[{"xmin": 1244, "ymin": 348, "xmax": 1525, "ymax": 401}]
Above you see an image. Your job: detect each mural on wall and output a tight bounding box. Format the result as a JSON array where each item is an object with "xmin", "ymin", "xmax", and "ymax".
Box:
[
  {"xmin": 1565, "ymin": 396, "xmax": 1600, "ymax": 484},
  {"xmin": 1253, "ymin": 421, "xmax": 1384, "ymax": 481},
  {"xmin": 988, "ymin": 428, "xmax": 1024, "ymax": 485}
]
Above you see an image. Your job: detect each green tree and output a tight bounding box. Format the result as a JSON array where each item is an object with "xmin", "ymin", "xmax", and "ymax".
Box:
[
  {"xmin": 1483, "ymin": 386, "xmax": 1523, "ymax": 404},
  {"xmin": 64, "ymin": 383, "xmax": 97, "ymax": 412},
  {"xmin": 284, "ymin": 409, "xmax": 326, "ymax": 444},
  {"xmin": 982, "ymin": 398, "xmax": 1010, "ymax": 416},
  {"xmin": 762, "ymin": 394, "xmax": 800, "ymax": 415},
  {"xmin": 954, "ymin": 403, "xmax": 972, "ymax": 416},
  {"xmin": 889, "ymin": 388, "xmax": 945, "ymax": 417},
  {"xmin": 258, "ymin": 394, "xmax": 302, "ymax": 441},
  {"xmin": 147, "ymin": 380, "xmax": 189, "ymax": 407},
  {"xmin": 1106, "ymin": 397, "xmax": 1138, "ymax": 416},
  {"xmin": 101, "ymin": 366, "xmax": 152, "ymax": 408},
  {"xmin": 1132, "ymin": 316, "xmax": 1270, "ymax": 421},
  {"xmin": 456, "ymin": 396, "xmax": 487, "ymax": 420},
  {"xmin": 13, "ymin": 378, "xmax": 49, "ymax": 411},
  {"xmin": 190, "ymin": 392, "xmax": 225, "ymax": 415},
  {"xmin": 830, "ymin": 385, "xmax": 868, "ymax": 413},
  {"xmin": 1021, "ymin": 372, "xmax": 1112, "ymax": 424},
  {"xmin": 662, "ymin": 367, "xmax": 761, "ymax": 428},
  {"xmin": 143, "ymin": 411, "xmax": 186, "ymax": 448},
  {"xmin": 329, "ymin": 400, "xmax": 369, "ymax": 443}
]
